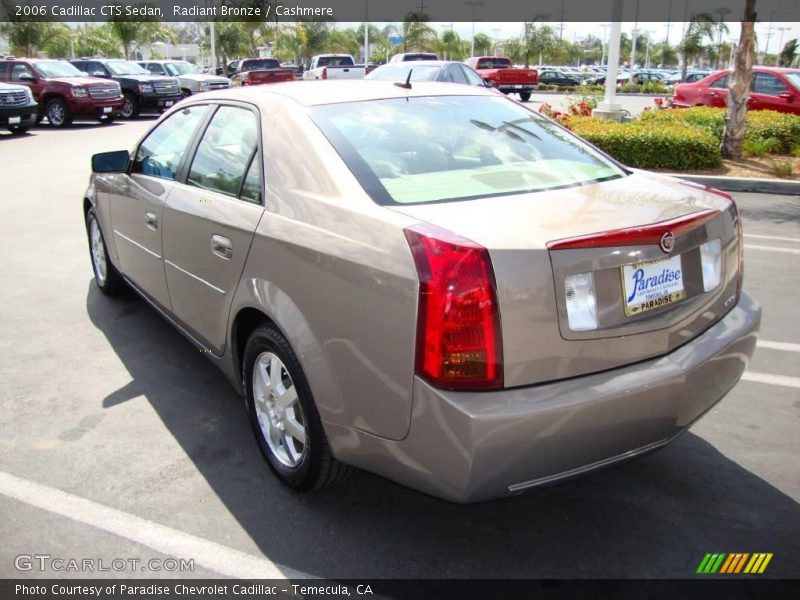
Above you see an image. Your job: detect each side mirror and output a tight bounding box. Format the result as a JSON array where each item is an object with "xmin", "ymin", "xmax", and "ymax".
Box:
[
  {"xmin": 778, "ymin": 91, "xmax": 795, "ymax": 101},
  {"xmin": 483, "ymin": 79, "xmax": 495, "ymax": 88},
  {"xmin": 17, "ymin": 72, "xmax": 34, "ymax": 82},
  {"xmin": 92, "ymin": 150, "xmax": 130, "ymax": 173}
]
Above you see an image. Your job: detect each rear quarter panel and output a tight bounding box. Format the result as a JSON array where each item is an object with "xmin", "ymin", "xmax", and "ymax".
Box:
[{"xmin": 229, "ymin": 97, "xmax": 421, "ymax": 441}]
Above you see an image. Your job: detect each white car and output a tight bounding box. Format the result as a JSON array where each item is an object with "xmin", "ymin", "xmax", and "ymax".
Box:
[{"xmin": 139, "ymin": 60, "xmax": 230, "ymax": 97}]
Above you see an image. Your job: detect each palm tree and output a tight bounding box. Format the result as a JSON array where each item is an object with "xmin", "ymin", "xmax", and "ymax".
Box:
[
  {"xmin": 0, "ymin": 22, "xmax": 54, "ymax": 57},
  {"xmin": 402, "ymin": 12, "xmax": 437, "ymax": 52},
  {"xmin": 472, "ymin": 33, "xmax": 493, "ymax": 56},
  {"xmin": 721, "ymin": 0, "xmax": 757, "ymax": 159},
  {"xmin": 680, "ymin": 14, "xmax": 727, "ymax": 80}
]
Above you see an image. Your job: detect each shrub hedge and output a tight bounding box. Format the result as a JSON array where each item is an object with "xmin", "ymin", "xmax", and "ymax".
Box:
[
  {"xmin": 567, "ymin": 116, "xmax": 722, "ymax": 170},
  {"xmin": 639, "ymin": 107, "xmax": 800, "ymax": 154}
]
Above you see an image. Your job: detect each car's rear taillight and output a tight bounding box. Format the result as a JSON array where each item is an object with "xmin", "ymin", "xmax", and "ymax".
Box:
[{"xmin": 404, "ymin": 224, "xmax": 503, "ymax": 390}]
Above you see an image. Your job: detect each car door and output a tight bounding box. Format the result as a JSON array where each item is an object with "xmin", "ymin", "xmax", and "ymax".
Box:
[
  {"xmin": 750, "ymin": 71, "xmax": 799, "ymax": 114},
  {"xmin": 160, "ymin": 103, "xmax": 264, "ymax": 354},
  {"xmin": 703, "ymin": 73, "xmax": 728, "ymax": 107},
  {"xmin": 110, "ymin": 104, "xmax": 210, "ymax": 308}
]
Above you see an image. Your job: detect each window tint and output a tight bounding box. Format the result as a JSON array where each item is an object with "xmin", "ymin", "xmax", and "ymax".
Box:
[
  {"xmin": 187, "ymin": 106, "xmax": 259, "ymax": 199},
  {"xmin": 443, "ymin": 65, "xmax": 468, "ymax": 85},
  {"xmin": 752, "ymin": 72, "xmax": 788, "ymax": 95},
  {"xmin": 240, "ymin": 153, "xmax": 262, "ymax": 204},
  {"xmin": 134, "ymin": 105, "xmax": 209, "ymax": 180},
  {"xmin": 710, "ymin": 74, "xmax": 728, "ymax": 89},
  {"xmin": 460, "ymin": 65, "xmax": 486, "ymax": 87},
  {"xmin": 146, "ymin": 63, "xmax": 166, "ymax": 75},
  {"xmin": 10, "ymin": 63, "xmax": 35, "ymax": 82}
]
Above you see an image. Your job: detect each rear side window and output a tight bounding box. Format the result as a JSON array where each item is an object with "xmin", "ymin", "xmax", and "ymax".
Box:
[
  {"xmin": 710, "ymin": 74, "xmax": 728, "ymax": 88},
  {"xmin": 133, "ymin": 105, "xmax": 209, "ymax": 180},
  {"xmin": 310, "ymin": 95, "xmax": 623, "ymax": 205},
  {"xmin": 752, "ymin": 73, "xmax": 788, "ymax": 95},
  {"xmin": 187, "ymin": 106, "xmax": 260, "ymax": 200},
  {"xmin": 442, "ymin": 65, "xmax": 468, "ymax": 85},
  {"xmin": 477, "ymin": 58, "xmax": 512, "ymax": 69},
  {"xmin": 460, "ymin": 65, "xmax": 486, "ymax": 87}
]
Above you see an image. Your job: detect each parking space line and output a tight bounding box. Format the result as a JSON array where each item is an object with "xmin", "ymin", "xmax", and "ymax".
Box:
[
  {"xmin": 744, "ymin": 244, "xmax": 800, "ymax": 255},
  {"xmin": 0, "ymin": 470, "xmax": 313, "ymax": 580},
  {"xmin": 744, "ymin": 234, "xmax": 800, "ymax": 243},
  {"xmin": 757, "ymin": 340, "xmax": 800, "ymax": 353},
  {"xmin": 742, "ymin": 372, "xmax": 800, "ymax": 389}
]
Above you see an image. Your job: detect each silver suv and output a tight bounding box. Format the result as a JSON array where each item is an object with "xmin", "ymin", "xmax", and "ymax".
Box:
[{"xmin": 139, "ymin": 60, "xmax": 230, "ymax": 97}]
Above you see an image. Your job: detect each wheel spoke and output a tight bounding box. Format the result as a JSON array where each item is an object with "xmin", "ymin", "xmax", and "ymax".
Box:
[
  {"xmin": 275, "ymin": 383, "xmax": 297, "ymax": 411},
  {"xmin": 269, "ymin": 355, "xmax": 282, "ymax": 389},
  {"xmin": 284, "ymin": 413, "xmax": 306, "ymax": 445}
]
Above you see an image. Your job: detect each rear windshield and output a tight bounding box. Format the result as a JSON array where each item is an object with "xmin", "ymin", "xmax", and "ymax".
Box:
[
  {"xmin": 317, "ymin": 56, "xmax": 355, "ymax": 67},
  {"xmin": 241, "ymin": 59, "xmax": 280, "ymax": 71},
  {"xmin": 477, "ymin": 58, "xmax": 512, "ymax": 69},
  {"xmin": 402, "ymin": 54, "xmax": 438, "ymax": 61},
  {"xmin": 367, "ymin": 65, "xmax": 440, "ymax": 82},
  {"xmin": 309, "ymin": 95, "xmax": 624, "ymax": 205}
]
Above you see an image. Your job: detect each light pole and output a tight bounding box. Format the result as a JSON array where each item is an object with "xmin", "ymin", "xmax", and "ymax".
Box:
[
  {"xmin": 492, "ymin": 27, "xmax": 501, "ymax": 55},
  {"xmin": 713, "ymin": 7, "xmax": 731, "ymax": 69},
  {"xmin": 465, "ymin": 0, "xmax": 484, "ymax": 57},
  {"xmin": 600, "ymin": 23, "xmax": 610, "ymax": 66},
  {"xmin": 775, "ymin": 27, "xmax": 790, "ymax": 65},
  {"xmin": 644, "ymin": 30, "xmax": 655, "ymax": 69},
  {"xmin": 630, "ymin": 0, "xmax": 641, "ymax": 68}
]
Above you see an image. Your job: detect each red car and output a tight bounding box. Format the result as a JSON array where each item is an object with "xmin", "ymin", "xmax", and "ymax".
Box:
[
  {"xmin": 465, "ymin": 56, "xmax": 538, "ymax": 102},
  {"xmin": 673, "ymin": 67, "xmax": 800, "ymax": 115},
  {"xmin": 0, "ymin": 59, "xmax": 124, "ymax": 127},
  {"xmin": 229, "ymin": 58, "xmax": 296, "ymax": 87}
]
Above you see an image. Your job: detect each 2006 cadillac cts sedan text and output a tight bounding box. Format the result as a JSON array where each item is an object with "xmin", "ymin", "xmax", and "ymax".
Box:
[{"xmin": 84, "ymin": 81, "xmax": 760, "ymax": 503}]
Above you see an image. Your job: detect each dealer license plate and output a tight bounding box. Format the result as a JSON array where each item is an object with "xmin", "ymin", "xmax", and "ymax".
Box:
[
  {"xmin": 9, "ymin": 116, "xmax": 21, "ymax": 124},
  {"xmin": 103, "ymin": 107, "xmax": 112, "ymax": 114},
  {"xmin": 621, "ymin": 255, "xmax": 685, "ymax": 316}
]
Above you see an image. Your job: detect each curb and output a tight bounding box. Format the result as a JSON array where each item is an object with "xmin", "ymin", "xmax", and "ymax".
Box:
[{"xmin": 664, "ymin": 174, "xmax": 800, "ymax": 196}]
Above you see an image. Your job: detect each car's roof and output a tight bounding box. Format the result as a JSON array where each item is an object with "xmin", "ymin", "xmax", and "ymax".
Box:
[
  {"xmin": 198, "ymin": 80, "xmax": 495, "ymax": 107},
  {"xmin": 373, "ymin": 61, "xmax": 458, "ymax": 68}
]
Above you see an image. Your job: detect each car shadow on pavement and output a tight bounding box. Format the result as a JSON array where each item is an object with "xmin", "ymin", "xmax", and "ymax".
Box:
[{"xmin": 86, "ymin": 282, "xmax": 800, "ymax": 579}]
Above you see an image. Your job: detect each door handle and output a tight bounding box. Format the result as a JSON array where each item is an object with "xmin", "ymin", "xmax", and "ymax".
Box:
[
  {"xmin": 145, "ymin": 211, "xmax": 158, "ymax": 230},
  {"xmin": 211, "ymin": 235, "xmax": 233, "ymax": 259}
]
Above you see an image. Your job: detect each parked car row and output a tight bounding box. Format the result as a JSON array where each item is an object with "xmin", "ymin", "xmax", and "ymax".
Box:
[{"xmin": 0, "ymin": 56, "xmax": 231, "ymax": 132}]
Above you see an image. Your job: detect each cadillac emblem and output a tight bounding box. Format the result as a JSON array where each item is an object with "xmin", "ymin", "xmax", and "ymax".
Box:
[{"xmin": 659, "ymin": 231, "xmax": 675, "ymax": 253}]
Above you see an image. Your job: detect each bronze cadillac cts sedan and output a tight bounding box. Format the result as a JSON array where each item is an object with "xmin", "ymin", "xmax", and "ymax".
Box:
[{"xmin": 84, "ymin": 81, "xmax": 761, "ymax": 503}]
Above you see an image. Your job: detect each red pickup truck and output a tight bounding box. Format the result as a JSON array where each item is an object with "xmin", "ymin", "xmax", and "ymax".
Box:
[
  {"xmin": 230, "ymin": 59, "xmax": 297, "ymax": 87},
  {"xmin": 0, "ymin": 58, "xmax": 124, "ymax": 127},
  {"xmin": 465, "ymin": 56, "xmax": 538, "ymax": 102}
]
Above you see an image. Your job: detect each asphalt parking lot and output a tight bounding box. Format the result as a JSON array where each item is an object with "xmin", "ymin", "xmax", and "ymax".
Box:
[{"xmin": 0, "ymin": 118, "xmax": 798, "ymax": 580}]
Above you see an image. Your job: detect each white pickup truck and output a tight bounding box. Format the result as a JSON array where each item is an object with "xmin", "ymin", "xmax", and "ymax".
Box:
[{"xmin": 303, "ymin": 55, "xmax": 367, "ymax": 80}]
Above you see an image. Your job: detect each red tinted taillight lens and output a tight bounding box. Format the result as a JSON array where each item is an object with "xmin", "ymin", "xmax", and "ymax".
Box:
[{"xmin": 404, "ymin": 224, "xmax": 503, "ymax": 390}]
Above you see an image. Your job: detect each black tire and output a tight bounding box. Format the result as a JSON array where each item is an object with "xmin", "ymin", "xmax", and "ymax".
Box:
[
  {"xmin": 45, "ymin": 98, "xmax": 72, "ymax": 128},
  {"xmin": 181, "ymin": 89, "xmax": 192, "ymax": 99},
  {"xmin": 85, "ymin": 208, "xmax": 125, "ymax": 295},
  {"xmin": 120, "ymin": 92, "xmax": 139, "ymax": 119},
  {"xmin": 8, "ymin": 124, "xmax": 31, "ymax": 135},
  {"xmin": 243, "ymin": 324, "xmax": 353, "ymax": 491},
  {"xmin": 519, "ymin": 91, "xmax": 532, "ymax": 102}
]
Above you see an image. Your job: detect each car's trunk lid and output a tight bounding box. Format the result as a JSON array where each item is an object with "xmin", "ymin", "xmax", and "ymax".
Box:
[{"xmin": 390, "ymin": 172, "xmax": 741, "ymax": 386}]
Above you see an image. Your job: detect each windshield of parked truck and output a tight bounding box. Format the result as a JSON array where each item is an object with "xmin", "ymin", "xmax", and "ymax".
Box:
[
  {"xmin": 310, "ymin": 95, "xmax": 624, "ymax": 205},
  {"xmin": 106, "ymin": 61, "xmax": 149, "ymax": 76},
  {"xmin": 165, "ymin": 62, "xmax": 200, "ymax": 76},
  {"xmin": 32, "ymin": 61, "xmax": 83, "ymax": 78}
]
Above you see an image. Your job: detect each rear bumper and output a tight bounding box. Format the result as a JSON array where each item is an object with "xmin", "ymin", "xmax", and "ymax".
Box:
[
  {"xmin": 497, "ymin": 84, "xmax": 537, "ymax": 91},
  {"xmin": 327, "ymin": 291, "xmax": 761, "ymax": 503}
]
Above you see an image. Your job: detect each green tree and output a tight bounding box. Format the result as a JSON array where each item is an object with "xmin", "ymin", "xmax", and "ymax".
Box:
[
  {"xmin": 402, "ymin": 12, "xmax": 437, "ymax": 52},
  {"xmin": 680, "ymin": 14, "xmax": 728, "ymax": 79},
  {"xmin": 75, "ymin": 25, "xmax": 124, "ymax": 59},
  {"xmin": 215, "ymin": 22, "xmax": 249, "ymax": 63},
  {"xmin": 40, "ymin": 24, "xmax": 74, "ymax": 58},
  {"xmin": 779, "ymin": 38, "xmax": 798, "ymax": 67},
  {"xmin": 438, "ymin": 29, "xmax": 465, "ymax": 61},
  {"xmin": 109, "ymin": 21, "xmax": 176, "ymax": 59},
  {"xmin": 523, "ymin": 22, "xmax": 558, "ymax": 67},
  {"xmin": 0, "ymin": 22, "xmax": 54, "ymax": 56},
  {"xmin": 472, "ymin": 33, "xmax": 493, "ymax": 56}
]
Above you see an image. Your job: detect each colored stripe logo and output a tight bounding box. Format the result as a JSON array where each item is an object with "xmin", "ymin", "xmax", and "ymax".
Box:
[{"xmin": 696, "ymin": 553, "xmax": 773, "ymax": 574}]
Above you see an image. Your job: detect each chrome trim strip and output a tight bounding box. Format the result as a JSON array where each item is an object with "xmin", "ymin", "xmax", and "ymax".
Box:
[
  {"xmin": 113, "ymin": 229, "xmax": 161, "ymax": 259},
  {"xmin": 164, "ymin": 259, "xmax": 226, "ymax": 295}
]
